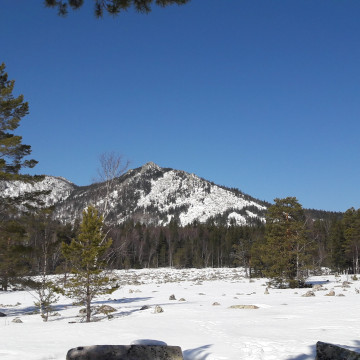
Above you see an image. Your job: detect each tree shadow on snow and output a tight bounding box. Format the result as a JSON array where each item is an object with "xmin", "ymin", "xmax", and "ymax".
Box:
[
  {"xmin": 0, "ymin": 302, "xmax": 70, "ymax": 317},
  {"xmin": 183, "ymin": 344, "xmax": 212, "ymax": 360},
  {"xmin": 342, "ymin": 339, "xmax": 360, "ymax": 353},
  {"xmin": 306, "ymin": 280, "xmax": 331, "ymax": 286},
  {"xmin": 0, "ymin": 296, "xmax": 153, "ymax": 321},
  {"xmin": 93, "ymin": 296, "xmax": 153, "ymax": 305},
  {"xmin": 284, "ymin": 343, "xmax": 315, "ymax": 360}
]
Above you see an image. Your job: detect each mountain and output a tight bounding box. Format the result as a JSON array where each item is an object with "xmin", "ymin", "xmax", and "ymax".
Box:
[
  {"xmin": 1, "ymin": 162, "xmax": 269, "ymax": 226},
  {"xmin": 0, "ymin": 175, "xmax": 76, "ymax": 208}
]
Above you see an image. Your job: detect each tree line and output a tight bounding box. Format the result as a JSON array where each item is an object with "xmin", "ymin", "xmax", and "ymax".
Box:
[{"xmin": 1, "ymin": 201, "xmax": 359, "ymax": 287}]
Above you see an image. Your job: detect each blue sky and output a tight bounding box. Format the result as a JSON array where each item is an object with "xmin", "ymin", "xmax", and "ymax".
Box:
[{"xmin": 1, "ymin": 0, "xmax": 360, "ymax": 212}]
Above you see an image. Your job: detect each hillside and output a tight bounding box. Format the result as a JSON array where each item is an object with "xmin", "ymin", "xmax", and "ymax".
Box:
[
  {"xmin": 1, "ymin": 162, "xmax": 342, "ymax": 226},
  {"xmin": 52, "ymin": 162, "xmax": 268, "ymax": 226}
]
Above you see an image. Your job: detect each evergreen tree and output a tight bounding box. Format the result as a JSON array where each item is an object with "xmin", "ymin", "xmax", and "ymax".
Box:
[
  {"xmin": 329, "ymin": 219, "xmax": 348, "ymax": 273},
  {"xmin": 0, "ymin": 63, "xmax": 45, "ymax": 218},
  {"xmin": 45, "ymin": 0, "xmax": 190, "ymax": 17},
  {"xmin": 0, "ymin": 63, "xmax": 49, "ymax": 289},
  {"xmin": 261, "ymin": 197, "xmax": 311, "ymax": 287},
  {"xmin": 0, "ymin": 220, "xmax": 29, "ymax": 290},
  {"xmin": 343, "ymin": 207, "xmax": 360, "ymax": 274},
  {"xmin": 62, "ymin": 206, "xmax": 118, "ymax": 322},
  {"xmin": 0, "ymin": 63, "xmax": 37, "ymax": 178}
]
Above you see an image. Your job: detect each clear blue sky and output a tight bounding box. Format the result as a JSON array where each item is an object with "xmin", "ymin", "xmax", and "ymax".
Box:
[{"xmin": 1, "ymin": 1, "xmax": 360, "ymax": 212}]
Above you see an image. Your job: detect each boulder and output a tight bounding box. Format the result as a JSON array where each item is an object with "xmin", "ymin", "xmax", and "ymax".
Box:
[
  {"xmin": 0, "ymin": 312, "xmax": 6, "ymax": 317},
  {"xmin": 66, "ymin": 345, "xmax": 184, "ymax": 360},
  {"xmin": 313, "ymin": 284, "xmax": 323, "ymax": 291},
  {"xmin": 316, "ymin": 341, "xmax": 360, "ymax": 359},
  {"xmin": 229, "ymin": 305, "xmax": 259, "ymax": 309},
  {"xmin": 95, "ymin": 305, "xmax": 116, "ymax": 315},
  {"xmin": 169, "ymin": 294, "xmax": 176, "ymax": 300},
  {"xmin": 12, "ymin": 317, "xmax": 22, "ymax": 323},
  {"xmin": 154, "ymin": 305, "xmax": 164, "ymax": 313},
  {"xmin": 325, "ymin": 290, "xmax": 335, "ymax": 296},
  {"xmin": 302, "ymin": 290, "xmax": 315, "ymax": 297}
]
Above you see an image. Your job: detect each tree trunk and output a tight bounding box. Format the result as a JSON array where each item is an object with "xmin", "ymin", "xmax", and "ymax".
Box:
[{"xmin": 86, "ymin": 277, "xmax": 91, "ymax": 322}]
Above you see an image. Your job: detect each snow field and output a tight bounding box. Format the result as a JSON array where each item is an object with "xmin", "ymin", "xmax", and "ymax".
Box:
[{"xmin": 1, "ymin": 268, "xmax": 360, "ymax": 360}]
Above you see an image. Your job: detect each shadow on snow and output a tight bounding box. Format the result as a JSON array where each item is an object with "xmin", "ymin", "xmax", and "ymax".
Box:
[{"xmin": 183, "ymin": 344, "xmax": 212, "ymax": 360}]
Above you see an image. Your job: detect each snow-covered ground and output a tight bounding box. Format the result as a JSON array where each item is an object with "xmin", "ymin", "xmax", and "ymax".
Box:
[{"xmin": 1, "ymin": 268, "xmax": 359, "ymax": 360}]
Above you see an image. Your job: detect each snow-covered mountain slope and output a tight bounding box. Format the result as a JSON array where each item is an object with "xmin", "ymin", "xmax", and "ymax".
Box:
[
  {"xmin": 135, "ymin": 165, "xmax": 267, "ymax": 225},
  {"xmin": 52, "ymin": 162, "xmax": 268, "ymax": 226},
  {"xmin": 1, "ymin": 163, "xmax": 268, "ymax": 226},
  {"xmin": 0, "ymin": 176, "xmax": 76, "ymax": 207}
]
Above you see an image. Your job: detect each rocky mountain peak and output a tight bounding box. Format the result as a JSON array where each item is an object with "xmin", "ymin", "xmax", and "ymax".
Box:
[{"xmin": 2, "ymin": 164, "xmax": 268, "ymax": 226}]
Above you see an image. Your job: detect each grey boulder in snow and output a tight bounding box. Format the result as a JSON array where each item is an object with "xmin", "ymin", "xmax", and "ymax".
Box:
[
  {"xmin": 66, "ymin": 344, "xmax": 184, "ymax": 360},
  {"xmin": 316, "ymin": 341, "xmax": 360, "ymax": 360}
]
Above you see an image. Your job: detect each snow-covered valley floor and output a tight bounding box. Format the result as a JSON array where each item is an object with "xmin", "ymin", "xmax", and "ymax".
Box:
[{"xmin": 1, "ymin": 268, "xmax": 359, "ymax": 360}]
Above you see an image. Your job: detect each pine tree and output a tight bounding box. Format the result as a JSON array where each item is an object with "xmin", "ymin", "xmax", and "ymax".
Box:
[
  {"xmin": 329, "ymin": 219, "xmax": 348, "ymax": 273},
  {"xmin": 0, "ymin": 63, "xmax": 45, "ymax": 218},
  {"xmin": 261, "ymin": 197, "xmax": 311, "ymax": 287},
  {"xmin": 62, "ymin": 206, "xmax": 118, "ymax": 322},
  {"xmin": 0, "ymin": 63, "xmax": 37, "ymax": 180},
  {"xmin": 0, "ymin": 220, "xmax": 29, "ymax": 290},
  {"xmin": 0, "ymin": 63, "xmax": 47, "ymax": 289},
  {"xmin": 343, "ymin": 207, "xmax": 360, "ymax": 274}
]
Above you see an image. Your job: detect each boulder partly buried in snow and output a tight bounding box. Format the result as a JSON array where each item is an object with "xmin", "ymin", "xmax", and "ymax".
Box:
[
  {"xmin": 229, "ymin": 305, "xmax": 259, "ymax": 309},
  {"xmin": 313, "ymin": 284, "xmax": 323, "ymax": 291},
  {"xmin": 94, "ymin": 305, "xmax": 116, "ymax": 315},
  {"xmin": 325, "ymin": 290, "xmax": 335, "ymax": 297},
  {"xmin": 154, "ymin": 305, "xmax": 164, "ymax": 313},
  {"xmin": 12, "ymin": 317, "xmax": 22, "ymax": 323},
  {"xmin": 316, "ymin": 341, "xmax": 360, "ymax": 360},
  {"xmin": 66, "ymin": 345, "xmax": 184, "ymax": 360}
]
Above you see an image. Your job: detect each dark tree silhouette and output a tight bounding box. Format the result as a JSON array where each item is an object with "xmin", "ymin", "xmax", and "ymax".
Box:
[{"xmin": 44, "ymin": 0, "xmax": 191, "ymax": 17}]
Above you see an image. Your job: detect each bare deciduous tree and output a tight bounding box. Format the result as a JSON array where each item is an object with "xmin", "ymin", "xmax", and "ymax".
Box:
[{"xmin": 94, "ymin": 152, "xmax": 129, "ymax": 222}]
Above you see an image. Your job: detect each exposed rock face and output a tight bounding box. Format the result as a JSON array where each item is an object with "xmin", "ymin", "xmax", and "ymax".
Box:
[
  {"xmin": 66, "ymin": 345, "xmax": 184, "ymax": 360},
  {"xmin": 316, "ymin": 341, "xmax": 360, "ymax": 360}
]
